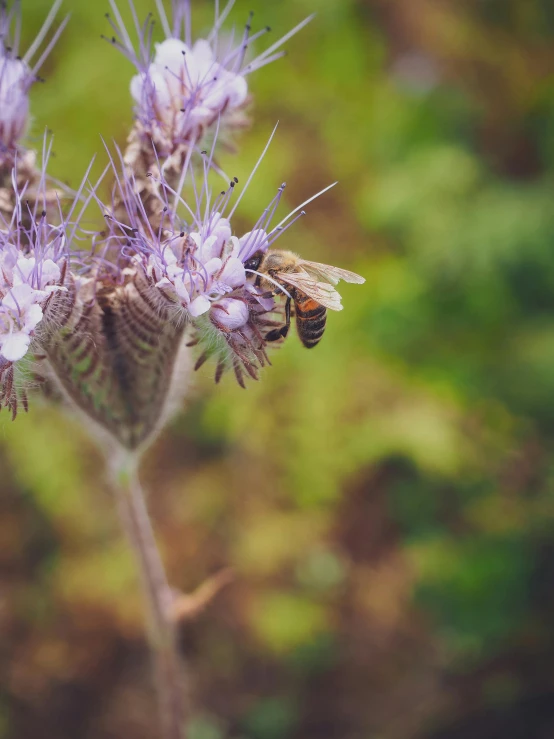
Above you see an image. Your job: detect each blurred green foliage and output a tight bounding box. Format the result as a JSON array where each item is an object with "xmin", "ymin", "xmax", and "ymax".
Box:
[{"xmin": 3, "ymin": 0, "xmax": 554, "ymax": 737}]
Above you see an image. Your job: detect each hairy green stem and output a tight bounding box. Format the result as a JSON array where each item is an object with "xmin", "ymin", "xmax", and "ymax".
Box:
[{"xmin": 112, "ymin": 454, "xmax": 186, "ymax": 739}]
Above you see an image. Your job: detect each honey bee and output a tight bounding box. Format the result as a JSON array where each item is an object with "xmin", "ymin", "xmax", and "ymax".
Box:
[{"xmin": 244, "ymin": 250, "xmax": 365, "ymax": 348}]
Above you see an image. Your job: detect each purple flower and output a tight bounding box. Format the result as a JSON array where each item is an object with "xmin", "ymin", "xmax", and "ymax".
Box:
[
  {"xmin": 0, "ymin": 139, "xmax": 93, "ymax": 366},
  {"xmin": 0, "ymin": 226, "xmax": 67, "ymax": 362},
  {"xmin": 130, "ymin": 37, "xmax": 248, "ymax": 149},
  {"xmin": 105, "ymin": 0, "xmax": 312, "ymax": 154},
  {"xmin": 100, "ymin": 128, "xmax": 336, "ymax": 385},
  {"xmin": 0, "ymin": 1, "xmax": 68, "ymax": 163}
]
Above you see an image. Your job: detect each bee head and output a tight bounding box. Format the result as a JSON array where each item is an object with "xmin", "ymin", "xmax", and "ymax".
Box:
[{"xmin": 244, "ymin": 250, "xmax": 264, "ymax": 273}]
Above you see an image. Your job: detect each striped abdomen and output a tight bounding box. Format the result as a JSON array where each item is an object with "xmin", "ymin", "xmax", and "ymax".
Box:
[{"xmin": 294, "ymin": 292, "xmax": 327, "ymax": 348}]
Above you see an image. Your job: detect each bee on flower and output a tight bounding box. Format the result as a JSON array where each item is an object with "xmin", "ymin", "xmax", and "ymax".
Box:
[{"xmin": 99, "ymin": 130, "xmax": 363, "ymax": 389}]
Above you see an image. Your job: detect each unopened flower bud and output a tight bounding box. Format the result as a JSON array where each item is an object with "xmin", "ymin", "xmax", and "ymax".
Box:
[
  {"xmin": 0, "ymin": 53, "xmax": 30, "ymax": 154},
  {"xmin": 0, "ymin": 0, "xmax": 67, "ymax": 167}
]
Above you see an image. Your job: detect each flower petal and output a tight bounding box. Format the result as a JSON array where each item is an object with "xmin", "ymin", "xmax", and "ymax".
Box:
[
  {"xmin": 219, "ymin": 257, "xmax": 246, "ymax": 289},
  {"xmin": 23, "ymin": 303, "xmax": 44, "ymax": 332},
  {"xmin": 0, "ymin": 330, "xmax": 31, "ymax": 362},
  {"xmin": 13, "ymin": 256, "xmax": 36, "ymax": 284},
  {"xmin": 189, "ymin": 295, "xmax": 211, "ymax": 317},
  {"xmin": 203, "ymin": 257, "xmax": 223, "ymax": 275},
  {"xmin": 2, "ymin": 283, "xmax": 39, "ymax": 311},
  {"xmin": 36, "ymin": 258, "xmax": 61, "ymax": 288},
  {"xmin": 154, "ymin": 38, "xmax": 190, "ymax": 71}
]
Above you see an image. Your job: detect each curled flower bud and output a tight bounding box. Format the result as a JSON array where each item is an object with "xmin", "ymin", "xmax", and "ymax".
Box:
[
  {"xmin": 0, "ymin": 1, "xmax": 68, "ymax": 167},
  {"xmin": 106, "ymin": 0, "xmax": 313, "ymax": 155}
]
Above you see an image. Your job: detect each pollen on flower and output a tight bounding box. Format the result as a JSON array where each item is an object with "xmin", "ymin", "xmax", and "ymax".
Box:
[
  {"xmin": 0, "ymin": 0, "xmax": 68, "ymax": 168},
  {"xmin": 106, "ymin": 0, "xmax": 313, "ymax": 155}
]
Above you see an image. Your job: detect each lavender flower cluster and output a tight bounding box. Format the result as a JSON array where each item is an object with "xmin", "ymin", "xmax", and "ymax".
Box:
[{"xmin": 0, "ymin": 0, "xmax": 363, "ymax": 448}]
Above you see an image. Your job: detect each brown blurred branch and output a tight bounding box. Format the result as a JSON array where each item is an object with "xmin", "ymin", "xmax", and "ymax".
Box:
[{"xmin": 170, "ymin": 568, "xmax": 235, "ymax": 624}]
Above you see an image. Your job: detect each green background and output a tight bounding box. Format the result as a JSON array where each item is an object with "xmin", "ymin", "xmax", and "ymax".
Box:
[{"xmin": 3, "ymin": 0, "xmax": 554, "ymax": 737}]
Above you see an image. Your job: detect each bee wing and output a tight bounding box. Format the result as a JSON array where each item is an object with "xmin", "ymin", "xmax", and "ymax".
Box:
[
  {"xmin": 277, "ymin": 270, "xmax": 344, "ymax": 311},
  {"xmin": 299, "ymin": 260, "xmax": 365, "ymax": 286}
]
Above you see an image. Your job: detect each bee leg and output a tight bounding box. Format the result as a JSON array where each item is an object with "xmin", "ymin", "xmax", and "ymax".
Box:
[
  {"xmin": 279, "ymin": 297, "xmax": 291, "ymax": 338},
  {"xmin": 265, "ymin": 328, "xmax": 284, "ymax": 342},
  {"xmin": 265, "ymin": 297, "xmax": 292, "ymax": 342}
]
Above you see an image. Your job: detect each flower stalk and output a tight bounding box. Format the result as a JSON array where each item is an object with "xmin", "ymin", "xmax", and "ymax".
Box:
[{"xmin": 112, "ymin": 452, "xmax": 187, "ymax": 739}]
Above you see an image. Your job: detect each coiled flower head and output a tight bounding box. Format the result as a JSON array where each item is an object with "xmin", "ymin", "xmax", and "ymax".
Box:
[
  {"xmin": 0, "ymin": 0, "xmax": 68, "ymax": 166},
  {"xmin": 106, "ymin": 0, "xmax": 312, "ymax": 155}
]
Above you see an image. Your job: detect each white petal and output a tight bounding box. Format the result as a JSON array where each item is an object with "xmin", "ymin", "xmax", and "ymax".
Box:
[
  {"xmin": 164, "ymin": 244, "xmax": 180, "ymax": 264},
  {"xmin": 13, "ymin": 256, "xmax": 36, "ymax": 284},
  {"xmin": 227, "ymin": 235, "xmax": 242, "ymax": 259},
  {"xmin": 189, "ymin": 232, "xmax": 203, "ymax": 250},
  {"xmin": 149, "ymin": 68, "xmax": 174, "ymax": 106},
  {"xmin": 166, "ymin": 263, "xmax": 185, "ymax": 281},
  {"xmin": 199, "ymin": 234, "xmax": 221, "ymax": 262},
  {"xmin": 155, "ymin": 38, "xmax": 190, "ymax": 72},
  {"xmin": 2, "ymin": 283, "xmax": 39, "ymax": 311},
  {"xmin": 39, "ymin": 258, "xmax": 61, "ymax": 287},
  {"xmin": 192, "ymin": 39, "xmax": 215, "ymax": 71},
  {"xmin": 226, "ymin": 74, "xmax": 248, "ymax": 107},
  {"xmin": 189, "ymin": 295, "xmax": 211, "ymax": 317},
  {"xmin": 219, "ymin": 257, "xmax": 245, "ymax": 288},
  {"xmin": 130, "ymin": 73, "xmax": 144, "ymax": 103},
  {"xmin": 173, "ymin": 279, "xmax": 191, "ymax": 303},
  {"xmin": 0, "ymin": 330, "xmax": 31, "ymax": 362},
  {"xmin": 204, "ymin": 72, "xmax": 247, "ymax": 111},
  {"xmin": 211, "ymin": 215, "xmax": 232, "ymax": 244},
  {"xmin": 23, "ymin": 303, "xmax": 43, "ymax": 332},
  {"xmin": 203, "ymin": 257, "xmax": 222, "ymax": 275}
]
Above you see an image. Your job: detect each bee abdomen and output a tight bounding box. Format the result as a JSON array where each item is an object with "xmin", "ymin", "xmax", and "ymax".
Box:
[{"xmin": 296, "ymin": 299, "xmax": 327, "ymax": 349}]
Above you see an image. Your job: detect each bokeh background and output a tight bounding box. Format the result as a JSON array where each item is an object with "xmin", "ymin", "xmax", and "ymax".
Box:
[{"xmin": 3, "ymin": 0, "xmax": 554, "ymax": 737}]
